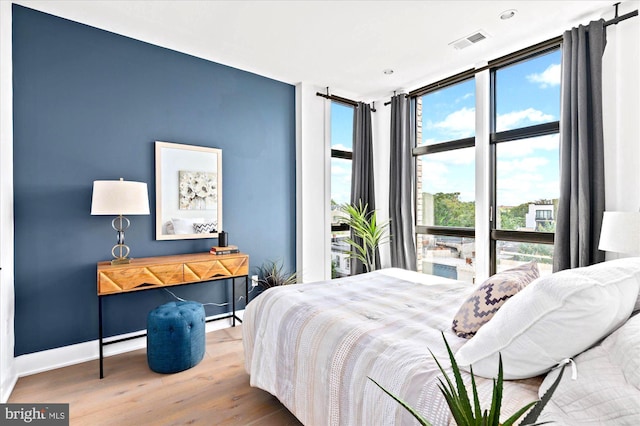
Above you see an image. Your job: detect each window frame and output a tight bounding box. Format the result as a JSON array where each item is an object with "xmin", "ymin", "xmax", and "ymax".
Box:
[
  {"xmin": 488, "ymin": 46, "xmax": 560, "ymax": 275},
  {"xmin": 330, "ymin": 102, "xmax": 354, "ymax": 232},
  {"xmin": 412, "ymin": 74, "xmax": 477, "ymax": 279},
  {"xmin": 411, "ymin": 41, "xmax": 562, "ymax": 280}
]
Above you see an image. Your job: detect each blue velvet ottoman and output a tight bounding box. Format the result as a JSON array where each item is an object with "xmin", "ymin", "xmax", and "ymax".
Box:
[{"xmin": 146, "ymin": 301, "xmax": 205, "ymax": 374}]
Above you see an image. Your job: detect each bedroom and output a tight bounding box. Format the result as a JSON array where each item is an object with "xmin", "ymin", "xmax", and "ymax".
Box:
[{"xmin": 0, "ymin": 0, "xmax": 639, "ymax": 424}]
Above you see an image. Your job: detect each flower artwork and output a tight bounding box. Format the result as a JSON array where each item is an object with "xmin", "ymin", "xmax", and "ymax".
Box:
[{"xmin": 179, "ymin": 171, "xmax": 217, "ymax": 210}]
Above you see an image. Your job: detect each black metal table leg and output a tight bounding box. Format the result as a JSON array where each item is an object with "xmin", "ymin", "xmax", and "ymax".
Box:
[
  {"xmin": 99, "ymin": 296, "xmax": 104, "ymax": 379},
  {"xmin": 232, "ymin": 277, "xmax": 236, "ymax": 327}
]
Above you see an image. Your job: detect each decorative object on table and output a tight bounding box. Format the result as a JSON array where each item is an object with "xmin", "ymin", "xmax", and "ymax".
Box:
[
  {"xmin": 369, "ymin": 332, "xmax": 565, "ymax": 426},
  {"xmin": 338, "ymin": 200, "xmax": 390, "ymax": 272},
  {"xmin": 218, "ymin": 230, "xmax": 228, "ymax": 247},
  {"xmin": 209, "ymin": 245, "xmax": 239, "ymax": 255},
  {"xmin": 254, "ymin": 259, "xmax": 297, "ymax": 289},
  {"xmin": 598, "ymin": 211, "xmax": 640, "ymax": 255},
  {"xmin": 155, "ymin": 141, "xmax": 222, "ymax": 241},
  {"xmin": 146, "ymin": 301, "xmax": 205, "ymax": 374},
  {"xmin": 91, "ymin": 178, "xmax": 150, "ymax": 265}
]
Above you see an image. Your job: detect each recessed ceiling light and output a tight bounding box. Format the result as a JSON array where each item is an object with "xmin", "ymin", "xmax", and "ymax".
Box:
[
  {"xmin": 500, "ymin": 9, "xmax": 517, "ymax": 20},
  {"xmin": 383, "ymin": 69, "xmax": 394, "ymax": 75}
]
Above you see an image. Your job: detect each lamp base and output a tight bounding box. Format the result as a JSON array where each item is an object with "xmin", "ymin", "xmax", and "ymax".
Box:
[{"xmin": 111, "ymin": 257, "xmax": 132, "ymax": 265}]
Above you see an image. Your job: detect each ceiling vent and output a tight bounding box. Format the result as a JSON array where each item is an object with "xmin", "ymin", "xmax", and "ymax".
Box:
[{"xmin": 449, "ymin": 30, "xmax": 490, "ymax": 50}]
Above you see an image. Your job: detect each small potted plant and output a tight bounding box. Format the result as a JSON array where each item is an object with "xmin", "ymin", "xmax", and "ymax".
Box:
[{"xmin": 254, "ymin": 259, "xmax": 297, "ymax": 290}]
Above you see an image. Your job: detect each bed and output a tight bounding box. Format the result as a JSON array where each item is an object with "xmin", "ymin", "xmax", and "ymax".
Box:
[{"xmin": 243, "ymin": 260, "xmax": 640, "ymax": 425}]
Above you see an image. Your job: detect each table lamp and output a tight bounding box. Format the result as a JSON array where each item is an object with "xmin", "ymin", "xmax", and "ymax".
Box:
[
  {"xmin": 91, "ymin": 178, "xmax": 150, "ymax": 264},
  {"xmin": 598, "ymin": 211, "xmax": 640, "ymax": 255}
]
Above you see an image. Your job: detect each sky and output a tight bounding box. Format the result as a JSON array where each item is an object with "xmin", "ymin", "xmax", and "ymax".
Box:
[
  {"xmin": 331, "ymin": 49, "xmax": 561, "ymax": 208},
  {"xmin": 330, "ymin": 103, "xmax": 354, "ymax": 205},
  {"xmin": 331, "ymin": 50, "xmax": 560, "ymax": 206},
  {"xmin": 421, "ymin": 49, "xmax": 560, "ymax": 207}
]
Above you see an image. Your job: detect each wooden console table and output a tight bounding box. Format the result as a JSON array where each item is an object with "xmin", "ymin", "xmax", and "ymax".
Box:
[{"xmin": 97, "ymin": 252, "xmax": 249, "ymax": 378}]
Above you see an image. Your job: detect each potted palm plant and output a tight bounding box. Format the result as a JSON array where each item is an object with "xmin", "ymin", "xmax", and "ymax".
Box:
[{"xmin": 338, "ymin": 200, "xmax": 390, "ymax": 272}]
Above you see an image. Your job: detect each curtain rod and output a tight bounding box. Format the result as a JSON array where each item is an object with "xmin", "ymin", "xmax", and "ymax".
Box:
[
  {"xmin": 316, "ymin": 89, "xmax": 376, "ymax": 112},
  {"xmin": 385, "ymin": 6, "xmax": 637, "ymax": 105},
  {"xmin": 605, "ymin": 3, "xmax": 638, "ymax": 27}
]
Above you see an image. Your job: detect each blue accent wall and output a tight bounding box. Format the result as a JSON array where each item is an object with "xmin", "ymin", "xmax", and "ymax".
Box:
[{"xmin": 12, "ymin": 5, "xmax": 296, "ymax": 356}]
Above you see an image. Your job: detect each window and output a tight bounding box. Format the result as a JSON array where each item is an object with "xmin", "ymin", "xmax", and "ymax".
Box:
[
  {"xmin": 491, "ymin": 48, "xmax": 560, "ymax": 276},
  {"xmin": 414, "ymin": 77, "xmax": 476, "ymax": 283},
  {"xmin": 412, "ymin": 44, "xmax": 561, "ymax": 282},
  {"xmin": 330, "ymin": 102, "xmax": 354, "ymax": 278}
]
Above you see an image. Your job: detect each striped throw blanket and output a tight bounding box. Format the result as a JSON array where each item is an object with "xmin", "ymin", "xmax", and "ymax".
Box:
[{"xmin": 243, "ymin": 268, "xmax": 541, "ymax": 426}]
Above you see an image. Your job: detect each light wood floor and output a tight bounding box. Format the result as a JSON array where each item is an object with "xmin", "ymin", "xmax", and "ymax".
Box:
[{"xmin": 9, "ymin": 326, "xmax": 303, "ymax": 426}]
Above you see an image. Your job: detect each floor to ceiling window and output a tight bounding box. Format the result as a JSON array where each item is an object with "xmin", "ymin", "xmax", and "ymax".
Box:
[
  {"xmin": 413, "ymin": 43, "xmax": 561, "ymax": 282},
  {"xmin": 491, "ymin": 48, "xmax": 560, "ymax": 276},
  {"xmin": 330, "ymin": 101, "xmax": 354, "ymax": 278},
  {"xmin": 414, "ymin": 76, "xmax": 476, "ymax": 283}
]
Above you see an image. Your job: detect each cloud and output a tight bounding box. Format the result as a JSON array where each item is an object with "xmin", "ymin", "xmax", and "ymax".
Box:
[
  {"xmin": 332, "ymin": 143, "xmax": 351, "ymax": 151},
  {"xmin": 497, "ymin": 173, "xmax": 559, "ymax": 206},
  {"xmin": 331, "ymin": 160, "xmax": 351, "ymax": 176},
  {"xmin": 526, "ymin": 63, "xmax": 561, "ymax": 88},
  {"xmin": 496, "ymin": 108, "xmax": 555, "ymax": 132},
  {"xmin": 497, "ymin": 134, "xmax": 558, "ymax": 158},
  {"xmin": 457, "ymin": 92, "xmax": 474, "ymax": 102},
  {"xmin": 497, "ymin": 157, "xmax": 549, "ymax": 173},
  {"xmin": 430, "ymin": 147, "xmax": 475, "ymax": 165},
  {"xmin": 420, "ymin": 161, "xmax": 450, "ymax": 191},
  {"xmin": 426, "ymin": 107, "xmax": 475, "ymax": 139}
]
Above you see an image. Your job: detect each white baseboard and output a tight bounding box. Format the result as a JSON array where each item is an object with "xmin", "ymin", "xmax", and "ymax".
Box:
[
  {"xmin": 1, "ymin": 366, "xmax": 18, "ymax": 403},
  {"xmin": 14, "ymin": 310, "xmax": 244, "ymax": 379}
]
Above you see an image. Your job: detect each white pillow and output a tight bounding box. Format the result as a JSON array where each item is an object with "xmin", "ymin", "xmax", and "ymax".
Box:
[
  {"xmin": 455, "ymin": 258, "xmax": 640, "ymax": 379},
  {"xmin": 171, "ymin": 217, "xmax": 204, "ymax": 235}
]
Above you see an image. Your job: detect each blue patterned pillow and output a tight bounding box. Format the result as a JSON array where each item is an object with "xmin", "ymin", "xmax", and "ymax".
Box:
[{"xmin": 452, "ymin": 261, "xmax": 540, "ymax": 338}]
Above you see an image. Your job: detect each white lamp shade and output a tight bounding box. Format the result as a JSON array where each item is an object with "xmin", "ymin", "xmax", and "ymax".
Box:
[
  {"xmin": 598, "ymin": 211, "xmax": 640, "ymax": 255},
  {"xmin": 91, "ymin": 179, "xmax": 150, "ymax": 215}
]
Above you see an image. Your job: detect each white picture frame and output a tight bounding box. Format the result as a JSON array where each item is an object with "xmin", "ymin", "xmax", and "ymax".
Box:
[{"xmin": 155, "ymin": 141, "xmax": 222, "ymax": 240}]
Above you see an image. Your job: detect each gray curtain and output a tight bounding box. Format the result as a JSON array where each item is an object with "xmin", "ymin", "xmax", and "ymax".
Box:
[
  {"xmin": 351, "ymin": 102, "xmax": 378, "ymax": 274},
  {"xmin": 553, "ymin": 19, "xmax": 606, "ymax": 272},
  {"xmin": 389, "ymin": 94, "xmax": 417, "ymax": 270}
]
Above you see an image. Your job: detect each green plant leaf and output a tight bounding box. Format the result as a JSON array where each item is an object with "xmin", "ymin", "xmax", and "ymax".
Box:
[
  {"xmin": 371, "ymin": 333, "xmax": 561, "ymax": 426},
  {"xmin": 517, "ymin": 363, "xmax": 566, "ymax": 425},
  {"xmin": 338, "ymin": 200, "xmax": 390, "ymax": 272},
  {"xmin": 486, "ymin": 354, "xmax": 503, "ymax": 425},
  {"xmin": 368, "ymin": 376, "xmax": 433, "ymax": 426}
]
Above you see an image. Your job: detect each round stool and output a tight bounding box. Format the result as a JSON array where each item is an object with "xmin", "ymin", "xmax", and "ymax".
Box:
[{"xmin": 146, "ymin": 301, "xmax": 205, "ymax": 374}]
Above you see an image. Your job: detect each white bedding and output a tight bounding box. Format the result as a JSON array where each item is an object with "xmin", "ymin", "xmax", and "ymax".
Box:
[
  {"xmin": 243, "ymin": 268, "xmax": 541, "ymax": 426},
  {"xmin": 538, "ymin": 312, "xmax": 640, "ymax": 425}
]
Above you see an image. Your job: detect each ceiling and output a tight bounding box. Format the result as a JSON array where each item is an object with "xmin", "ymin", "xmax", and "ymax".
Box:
[{"xmin": 15, "ymin": 0, "xmax": 635, "ymax": 100}]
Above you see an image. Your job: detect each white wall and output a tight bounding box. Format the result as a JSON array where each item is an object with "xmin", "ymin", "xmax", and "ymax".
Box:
[
  {"xmin": 296, "ymin": 83, "xmax": 331, "ymax": 283},
  {"xmin": 372, "ymin": 98, "xmax": 391, "ymax": 269},
  {"xmin": 0, "ymin": 0, "xmax": 17, "ymax": 403},
  {"xmin": 602, "ymin": 3, "xmax": 640, "ymax": 260},
  {"xmin": 603, "ymin": 4, "xmax": 640, "ymax": 211}
]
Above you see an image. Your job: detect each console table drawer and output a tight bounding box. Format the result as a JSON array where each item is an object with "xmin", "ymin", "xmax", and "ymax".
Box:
[
  {"xmin": 184, "ymin": 256, "xmax": 249, "ymax": 282},
  {"xmin": 98, "ymin": 263, "xmax": 184, "ymax": 294},
  {"xmin": 97, "ymin": 252, "xmax": 249, "ymax": 295}
]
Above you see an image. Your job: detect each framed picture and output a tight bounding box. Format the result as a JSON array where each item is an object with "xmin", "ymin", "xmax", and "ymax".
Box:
[{"xmin": 155, "ymin": 141, "xmax": 222, "ymax": 240}]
